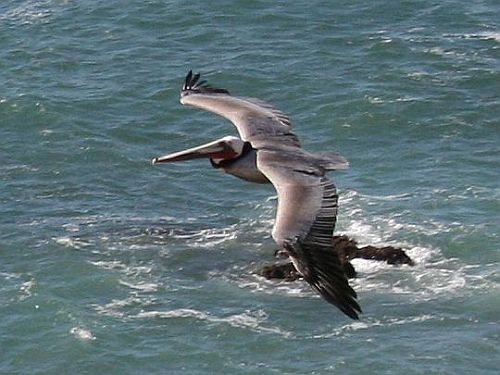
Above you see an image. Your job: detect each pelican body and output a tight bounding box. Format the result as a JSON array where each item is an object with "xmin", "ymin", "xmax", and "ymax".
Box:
[{"xmin": 153, "ymin": 71, "xmax": 360, "ymax": 319}]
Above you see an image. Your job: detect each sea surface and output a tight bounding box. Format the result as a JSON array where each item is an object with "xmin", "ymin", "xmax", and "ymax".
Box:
[{"xmin": 1, "ymin": 0, "xmax": 499, "ymax": 374}]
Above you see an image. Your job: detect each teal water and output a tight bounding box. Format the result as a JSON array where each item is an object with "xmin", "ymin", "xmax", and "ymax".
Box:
[{"xmin": 1, "ymin": 0, "xmax": 499, "ymax": 373}]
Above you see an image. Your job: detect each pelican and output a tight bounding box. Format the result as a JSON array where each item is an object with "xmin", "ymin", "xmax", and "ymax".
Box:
[{"xmin": 153, "ymin": 71, "xmax": 411, "ymax": 319}]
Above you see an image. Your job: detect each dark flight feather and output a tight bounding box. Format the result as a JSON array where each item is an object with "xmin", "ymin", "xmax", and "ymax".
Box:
[{"xmin": 182, "ymin": 70, "xmax": 230, "ymax": 96}]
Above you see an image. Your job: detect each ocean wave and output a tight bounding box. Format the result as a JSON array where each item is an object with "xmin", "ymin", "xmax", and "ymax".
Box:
[
  {"xmin": 222, "ymin": 271, "xmax": 312, "ymax": 299},
  {"xmin": 1, "ymin": 272, "xmax": 37, "ymax": 301},
  {"xmin": 88, "ymin": 259, "xmax": 159, "ymax": 292},
  {"xmin": 337, "ymin": 189, "xmax": 497, "ymax": 308},
  {"xmin": 339, "ymin": 189, "xmax": 466, "ymax": 241},
  {"xmin": 52, "ymin": 213, "xmax": 241, "ymax": 252},
  {"xmin": 225, "ymin": 189, "xmax": 494, "ymax": 311},
  {"xmin": 93, "ymin": 295, "xmax": 160, "ymax": 319},
  {"xmin": 19, "ymin": 279, "xmax": 36, "ymax": 300},
  {"xmin": 135, "ymin": 308, "xmax": 292, "ymax": 337},
  {"xmin": 69, "ymin": 326, "xmax": 96, "ymax": 341},
  {"xmin": 54, "ymin": 236, "xmax": 92, "ymax": 250},
  {"xmin": 118, "ymin": 279, "xmax": 158, "ymax": 293},
  {"xmin": 2, "ymin": 0, "xmax": 55, "ymax": 25},
  {"xmin": 365, "ymin": 95, "xmax": 420, "ymax": 105},
  {"xmin": 445, "ymin": 32, "xmax": 500, "ymax": 43},
  {"xmin": 346, "ymin": 192, "xmax": 414, "ymax": 202},
  {"xmin": 184, "ymin": 226, "xmax": 238, "ymax": 248},
  {"xmin": 312, "ymin": 314, "xmax": 440, "ymax": 338},
  {"xmin": 62, "ymin": 193, "xmax": 492, "ymax": 323}
]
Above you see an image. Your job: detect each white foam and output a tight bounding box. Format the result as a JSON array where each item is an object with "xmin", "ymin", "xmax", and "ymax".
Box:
[
  {"xmin": 79, "ymin": 196, "xmax": 492, "ymax": 325},
  {"xmin": 89, "ymin": 260, "xmax": 153, "ymax": 276},
  {"xmin": 62, "ymin": 223, "xmax": 80, "ymax": 233},
  {"xmin": 2, "ymin": 0, "xmax": 54, "ymax": 25},
  {"xmin": 477, "ymin": 31, "xmax": 500, "ymax": 42},
  {"xmin": 88, "ymin": 260, "xmax": 126, "ymax": 271},
  {"xmin": 326, "ymin": 188, "xmax": 496, "ymax": 308},
  {"xmin": 186, "ymin": 226, "xmax": 238, "ymax": 248},
  {"xmin": 365, "ymin": 95, "xmax": 418, "ymax": 105},
  {"xmin": 93, "ymin": 296, "xmax": 147, "ymax": 318},
  {"xmin": 70, "ymin": 327, "xmax": 96, "ymax": 341},
  {"xmin": 136, "ymin": 308, "xmax": 205, "ymax": 320},
  {"xmin": 351, "ymin": 192, "xmax": 413, "ymax": 202},
  {"xmin": 233, "ymin": 273, "xmax": 312, "ymax": 299},
  {"xmin": 54, "ymin": 236, "xmax": 90, "ymax": 250},
  {"xmin": 118, "ymin": 279, "xmax": 158, "ymax": 292},
  {"xmin": 0, "ymin": 271, "xmax": 21, "ymax": 282},
  {"xmin": 19, "ymin": 279, "xmax": 36, "ymax": 299},
  {"xmin": 136, "ymin": 308, "xmax": 291, "ymax": 337},
  {"xmin": 425, "ymin": 46, "xmax": 467, "ymax": 60},
  {"xmin": 342, "ymin": 220, "xmax": 383, "ymax": 246},
  {"xmin": 445, "ymin": 32, "xmax": 500, "ymax": 43},
  {"xmin": 340, "ymin": 189, "xmax": 462, "ymax": 243},
  {"xmin": 40, "ymin": 129, "xmax": 53, "ymax": 136},
  {"xmin": 314, "ymin": 314, "xmax": 438, "ymax": 338}
]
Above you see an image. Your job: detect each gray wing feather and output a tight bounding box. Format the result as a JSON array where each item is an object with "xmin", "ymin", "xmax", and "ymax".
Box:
[
  {"xmin": 181, "ymin": 94, "xmax": 301, "ymax": 148},
  {"xmin": 180, "ymin": 72, "xmax": 300, "ymax": 149},
  {"xmin": 257, "ymin": 149, "xmax": 361, "ymax": 319}
]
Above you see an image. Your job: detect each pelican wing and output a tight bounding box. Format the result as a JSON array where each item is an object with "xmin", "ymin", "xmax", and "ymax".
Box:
[
  {"xmin": 180, "ymin": 71, "xmax": 301, "ymax": 149},
  {"xmin": 257, "ymin": 149, "xmax": 361, "ymax": 319}
]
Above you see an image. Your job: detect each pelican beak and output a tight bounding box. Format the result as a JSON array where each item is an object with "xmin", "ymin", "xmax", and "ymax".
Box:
[{"xmin": 152, "ymin": 139, "xmax": 231, "ymax": 165}]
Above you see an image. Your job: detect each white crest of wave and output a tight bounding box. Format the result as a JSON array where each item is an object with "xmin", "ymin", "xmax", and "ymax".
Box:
[
  {"xmin": 118, "ymin": 279, "xmax": 158, "ymax": 292},
  {"xmin": 2, "ymin": 0, "xmax": 55, "ymax": 25},
  {"xmin": 233, "ymin": 273, "xmax": 312, "ymax": 299},
  {"xmin": 93, "ymin": 295, "xmax": 158, "ymax": 318},
  {"xmin": 89, "ymin": 260, "xmax": 159, "ymax": 297},
  {"xmin": 54, "ymin": 236, "xmax": 91, "ymax": 250},
  {"xmin": 19, "ymin": 279, "xmax": 36, "ymax": 299},
  {"xmin": 88, "ymin": 260, "xmax": 153, "ymax": 275},
  {"xmin": 186, "ymin": 226, "xmax": 238, "ymax": 248},
  {"xmin": 136, "ymin": 308, "xmax": 292, "ymax": 337},
  {"xmin": 445, "ymin": 32, "xmax": 500, "ymax": 43},
  {"xmin": 325, "ymin": 189, "xmax": 491, "ymax": 304},
  {"xmin": 88, "ymin": 260, "xmax": 126, "ymax": 271},
  {"xmin": 315, "ymin": 314, "xmax": 438, "ymax": 338},
  {"xmin": 70, "ymin": 326, "xmax": 96, "ymax": 341},
  {"xmin": 1, "ymin": 272, "xmax": 37, "ymax": 301}
]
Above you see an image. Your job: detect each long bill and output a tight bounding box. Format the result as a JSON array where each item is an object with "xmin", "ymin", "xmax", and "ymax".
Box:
[{"xmin": 151, "ymin": 138, "xmax": 233, "ymax": 165}]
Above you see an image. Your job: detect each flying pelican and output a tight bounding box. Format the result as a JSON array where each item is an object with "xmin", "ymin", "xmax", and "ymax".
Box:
[{"xmin": 152, "ymin": 71, "xmax": 412, "ymax": 319}]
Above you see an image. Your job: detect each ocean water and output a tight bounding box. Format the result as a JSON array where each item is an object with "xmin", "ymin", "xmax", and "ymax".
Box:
[{"xmin": 1, "ymin": 0, "xmax": 499, "ymax": 373}]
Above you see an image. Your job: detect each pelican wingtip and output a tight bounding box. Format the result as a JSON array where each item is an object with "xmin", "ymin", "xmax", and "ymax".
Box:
[{"xmin": 180, "ymin": 70, "xmax": 230, "ymax": 96}]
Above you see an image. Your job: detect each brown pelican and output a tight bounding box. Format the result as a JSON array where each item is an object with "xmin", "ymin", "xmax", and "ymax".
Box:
[{"xmin": 152, "ymin": 71, "xmax": 412, "ymax": 319}]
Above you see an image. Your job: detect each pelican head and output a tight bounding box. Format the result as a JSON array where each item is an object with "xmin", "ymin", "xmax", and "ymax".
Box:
[{"xmin": 152, "ymin": 136, "xmax": 246, "ymax": 165}]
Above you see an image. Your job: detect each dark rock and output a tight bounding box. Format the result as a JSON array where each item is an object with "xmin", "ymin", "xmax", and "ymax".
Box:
[{"xmin": 258, "ymin": 235, "xmax": 414, "ymax": 281}]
